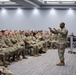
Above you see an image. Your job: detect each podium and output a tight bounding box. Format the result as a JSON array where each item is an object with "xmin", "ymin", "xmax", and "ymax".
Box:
[{"xmin": 68, "ymin": 35, "xmax": 76, "ymax": 54}]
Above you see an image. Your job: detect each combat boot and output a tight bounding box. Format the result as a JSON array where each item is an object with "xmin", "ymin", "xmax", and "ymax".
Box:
[
  {"xmin": 36, "ymin": 50, "xmax": 41, "ymax": 56},
  {"xmin": 3, "ymin": 60, "xmax": 10, "ymax": 65},
  {"xmin": 22, "ymin": 54, "xmax": 28, "ymax": 59},
  {"xmin": 2, "ymin": 57, "xmax": 10, "ymax": 66},
  {"xmin": 56, "ymin": 61, "xmax": 65, "ymax": 66},
  {"xmin": 50, "ymin": 46, "xmax": 52, "ymax": 49},
  {"xmin": 22, "ymin": 51, "xmax": 28, "ymax": 59},
  {"xmin": 14, "ymin": 58, "xmax": 19, "ymax": 62},
  {"xmin": 12, "ymin": 55, "xmax": 18, "ymax": 62},
  {"xmin": 42, "ymin": 50, "xmax": 46, "ymax": 53},
  {"xmin": 8, "ymin": 57, "xmax": 11, "ymax": 63},
  {"xmin": 23, "ymin": 56, "xmax": 28, "ymax": 59},
  {"xmin": 42, "ymin": 48, "xmax": 46, "ymax": 53},
  {"xmin": 37, "ymin": 53, "xmax": 41, "ymax": 56},
  {"xmin": 34, "ymin": 54, "xmax": 38, "ymax": 57},
  {"xmin": 16, "ymin": 55, "xmax": 22, "ymax": 61}
]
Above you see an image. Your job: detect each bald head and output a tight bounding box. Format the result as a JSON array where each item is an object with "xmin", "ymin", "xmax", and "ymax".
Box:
[{"xmin": 60, "ymin": 22, "xmax": 65, "ymax": 29}]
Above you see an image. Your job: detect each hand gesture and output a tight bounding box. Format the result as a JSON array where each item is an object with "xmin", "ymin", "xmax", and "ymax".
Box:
[
  {"xmin": 49, "ymin": 27, "xmax": 52, "ymax": 30},
  {"xmin": 53, "ymin": 28, "xmax": 56, "ymax": 31},
  {"xmin": 48, "ymin": 27, "xmax": 53, "ymax": 32},
  {"xmin": 53, "ymin": 28, "xmax": 57, "ymax": 34}
]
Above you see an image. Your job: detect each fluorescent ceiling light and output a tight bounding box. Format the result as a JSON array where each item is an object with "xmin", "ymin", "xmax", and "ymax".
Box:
[
  {"xmin": 0, "ymin": 0, "xmax": 10, "ymax": 2},
  {"xmin": 46, "ymin": 1, "xmax": 59, "ymax": 4},
  {"xmin": 61, "ymin": 0, "xmax": 76, "ymax": 1},
  {"xmin": 43, "ymin": 0, "xmax": 76, "ymax": 1},
  {"xmin": 43, "ymin": 0, "xmax": 59, "ymax": 1},
  {"xmin": 0, "ymin": 0, "xmax": 17, "ymax": 5},
  {"xmin": 62, "ymin": 2, "xmax": 75, "ymax": 3},
  {"xmin": 43, "ymin": 0, "xmax": 76, "ymax": 4},
  {"xmin": 46, "ymin": 1, "xmax": 75, "ymax": 4}
]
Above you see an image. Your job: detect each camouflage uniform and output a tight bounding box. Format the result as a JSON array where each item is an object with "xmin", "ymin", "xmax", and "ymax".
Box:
[
  {"xmin": 25, "ymin": 35, "xmax": 39, "ymax": 56},
  {"xmin": 42, "ymin": 32, "xmax": 49, "ymax": 52},
  {"xmin": 17, "ymin": 32, "xmax": 27, "ymax": 59},
  {"xmin": 0, "ymin": 33, "xmax": 12, "ymax": 66},
  {"xmin": 3, "ymin": 34, "xmax": 18, "ymax": 61},
  {"xmin": 57, "ymin": 27, "xmax": 68, "ymax": 62},
  {"xmin": 13, "ymin": 32, "xmax": 26, "ymax": 60},
  {"xmin": 51, "ymin": 33, "xmax": 57, "ymax": 49},
  {"xmin": 49, "ymin": 23, "xmax": 68, "ymax": 66},
  {"xmin": 0, "ymin": 66, "xmax": 13, "ymax": 75},
  {"xmin": 35, "ymin": 34, "xmax": 43, "ymax": 49}
]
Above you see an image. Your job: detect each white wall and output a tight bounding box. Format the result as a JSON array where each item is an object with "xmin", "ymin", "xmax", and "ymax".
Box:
[{"xmin": 0, "ymin": 8, "xmax": 76, "ymax": 35}]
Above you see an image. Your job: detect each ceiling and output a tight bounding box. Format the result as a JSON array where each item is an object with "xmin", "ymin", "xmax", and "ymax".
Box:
[{"xmin": 0, "ymin": 0, "xmax": 76, "ymax": 8}]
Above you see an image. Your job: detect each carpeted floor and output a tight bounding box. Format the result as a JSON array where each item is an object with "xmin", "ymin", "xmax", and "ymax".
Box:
[{"xmin": 8, "ymin": 48, "xmax": 76, "ymax": 75}]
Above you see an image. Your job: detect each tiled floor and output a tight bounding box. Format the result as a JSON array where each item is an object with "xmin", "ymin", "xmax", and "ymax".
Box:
[{"xmin": 8, "ymin": 48, "xmax": 76, "ymax": 75}]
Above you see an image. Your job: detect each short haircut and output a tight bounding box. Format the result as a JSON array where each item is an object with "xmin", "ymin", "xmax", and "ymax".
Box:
[{"xmin": 61, "ymin": 22, "xmax": 65, "ymax": 26}]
